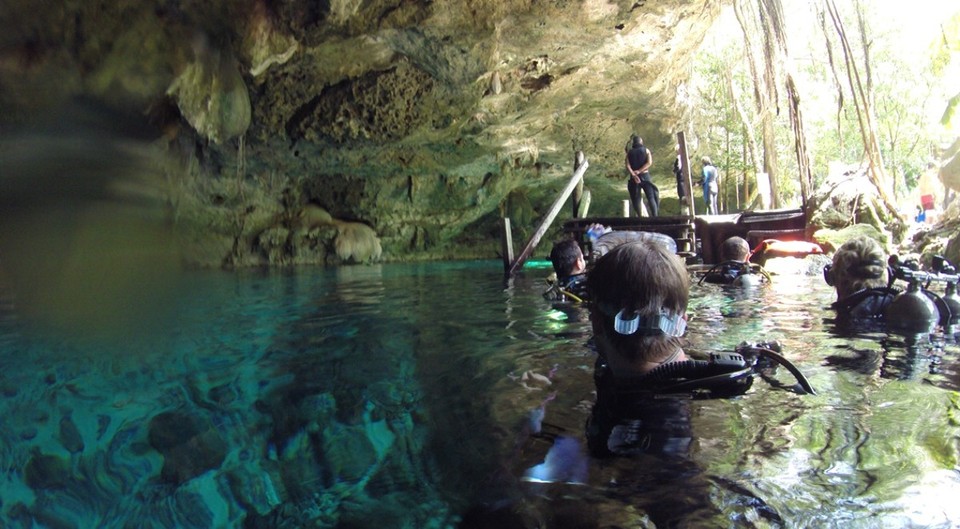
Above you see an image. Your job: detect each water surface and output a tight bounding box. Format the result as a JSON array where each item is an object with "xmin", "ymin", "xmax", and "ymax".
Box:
[{"xmin": 1, "ymin": 261, "xmax": 958, "ymax": 528}]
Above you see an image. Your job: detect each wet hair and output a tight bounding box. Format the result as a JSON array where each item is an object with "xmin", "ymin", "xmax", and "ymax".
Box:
[
  {"xmin": 720, "ymin": 236, "xmax": 750, "ymax": 262},
  {"xmin": 550, "ymin": 239, "xmax": 583, "ymax": 279},
  {"xmin": 587, "ymin": 240, "xmax": 689, "ymax": 363},
  {"xmin": 829, "ymin": 236, "xmax": 888, "ymax": 299}
]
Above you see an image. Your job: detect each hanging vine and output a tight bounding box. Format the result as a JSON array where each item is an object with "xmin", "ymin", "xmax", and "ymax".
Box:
[
  {"xmin": 733, "ymin": 0, "xmax": 792, "ymax": 209},
  {"xmin": 823, "ymin": 0, "xmax": 903, "ymax": 221}
]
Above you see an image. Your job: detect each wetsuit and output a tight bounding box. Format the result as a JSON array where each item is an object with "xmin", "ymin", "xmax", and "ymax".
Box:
[
  {"xmin": 544, "ymin": 273, "xmax": 588, "ymax": 302},
  {"xmin": 701, "ymin": 262, "xmax": 762, "ymax": 286},
  {"xmin": 831, "ymin": 287, "xmax": 900, "ymax": 320},
  {"xmin": 586, "ymin": 354, "xmax": 754, "ymax": 457},
  {"xmin": 673, "ymin": 156, "xmax": 685, "ymax": 200}
]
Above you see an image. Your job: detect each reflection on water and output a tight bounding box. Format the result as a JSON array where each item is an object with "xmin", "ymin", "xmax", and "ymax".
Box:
[{"xmin": 1, "ymin": 262, "xmax": 959, "ymax": 528}]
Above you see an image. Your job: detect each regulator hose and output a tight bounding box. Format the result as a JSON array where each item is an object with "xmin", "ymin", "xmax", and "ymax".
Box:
[
  {"xmin": 748, "ymin": 345, "xmax": 816, "ymax": 395},
  {"xmin": 617, "ymin": 359, "xmax": 754, "ymax": 397}
]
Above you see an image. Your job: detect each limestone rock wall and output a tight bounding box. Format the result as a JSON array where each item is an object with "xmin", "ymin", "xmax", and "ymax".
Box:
[{"xmin": 1, "ymin": 0, "xmax": 720, "ymax": 266}]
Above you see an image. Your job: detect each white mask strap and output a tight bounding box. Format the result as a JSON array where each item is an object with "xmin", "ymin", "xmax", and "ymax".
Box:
[
  {"xmin": 614, "ymin": 309, "xmax": 640, "ymax": 334},
  {"xmin": 612, "ymin": 309, "xmax": 686, "ymax": 337}
]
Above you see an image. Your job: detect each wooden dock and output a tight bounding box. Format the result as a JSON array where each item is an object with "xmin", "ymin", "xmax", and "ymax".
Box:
[
  {"xmin": 561, "ymin": 215, "xmax": 698, "ymax": 259},
  {"xmin": 500, "ymin": 130, "xmax": 808, "ymax": 276}
]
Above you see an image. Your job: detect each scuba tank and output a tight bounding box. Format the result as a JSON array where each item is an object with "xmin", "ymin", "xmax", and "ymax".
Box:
[
  {"xmin": 941, "ymin": 281, "xmax": 960, "ymax": 331},
  {"xmin": 884, "ymin": 256, "xmax": 941, "ymax": 333},
  {"xmin": 931, "ymin": 255, "xmax": 960, "ymax": 331}
]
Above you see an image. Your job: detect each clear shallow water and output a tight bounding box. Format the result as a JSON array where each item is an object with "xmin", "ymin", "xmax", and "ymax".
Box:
[{"xmin": 1, "ymin": 261, "xmax": 958, "ymax": 528}]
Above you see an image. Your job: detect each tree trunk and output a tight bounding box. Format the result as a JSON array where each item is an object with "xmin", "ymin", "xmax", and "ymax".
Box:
[
  {"xmin": 734, "ymin": 0, "xmax": 787, "ymax": 209},
  {"xmin": 726, "ymin": 63, "xmax": 762, "ymax": 209},
  {"xmin": 825, "ymin": 0, "xmax": 903, "ymax": 221},
  {"xmin": 758, "ymin": 0, "xmax": 787, "ymax": 208},
  {"xmin": 817, "ymin": 6, "xmax": 846, "ymax": 145},
  {"xmin": 786, "ymin": 73, "xmax": 813, "ymax": 208}
]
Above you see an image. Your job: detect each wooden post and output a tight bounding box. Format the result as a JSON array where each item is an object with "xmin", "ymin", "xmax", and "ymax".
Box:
[
  {"xmin": 506, "ymin": 159, "xmax": 590, "ymax": 277},
  {"xmin": 501, "ymin": 217, "xmax": 514, "ymax": 273},
  {"xmin": 677, "ymin": 131, "xmax": 697, "ymax": 251},
  {"xmin": 572, "ymin": 150, "xmax": 585, "ymax": 219}
]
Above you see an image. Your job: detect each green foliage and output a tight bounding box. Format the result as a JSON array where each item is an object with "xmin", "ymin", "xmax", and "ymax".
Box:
[
  {"xmin": 691, "ymin": 39, "xmax": 801, "ymax": 208},
  {"xmin": 934, "ymin": 12, "xmax": 960, "ymax": 128},
  {"xmin": 691, "ymin": 3, "xmax": 960, "ymax": 205}
]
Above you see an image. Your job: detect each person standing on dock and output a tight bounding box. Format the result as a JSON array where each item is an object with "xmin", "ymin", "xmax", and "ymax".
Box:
[
  {"xmin": 672, "ymin": 144, "xmax": 687, "ymax": 210},
  {"xmin": 625, "ymin": 134, "xmax": 659, "ymax": 217},
  {"xmin": 699, "ymin": 156, "xmax": 719, "ymax": 215}
]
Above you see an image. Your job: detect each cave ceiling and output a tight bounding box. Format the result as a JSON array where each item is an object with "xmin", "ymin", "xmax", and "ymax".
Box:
[{"xmin": 0, "ymin": 0, "xmax": 722, "ymax": 262}]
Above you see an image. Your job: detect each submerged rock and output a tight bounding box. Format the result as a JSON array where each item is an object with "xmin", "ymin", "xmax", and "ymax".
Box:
[
  {"xmin": 58, "ymin": 414, "xmax": 85, "ymax": 454},
  {"xmin": 24, "ymin": 450, "xmax": 70, "ymax": 490},
  {"xmin": 147, "ymin": 410, "xmax": 227, "ymax": 485}
]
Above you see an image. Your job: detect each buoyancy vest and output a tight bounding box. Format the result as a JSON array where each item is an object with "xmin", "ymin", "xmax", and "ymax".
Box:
[
  {"xmin": 586, "ymin": 342, "xmax": 814, "ymax": 457},
  {"xmin": 832, "ymin": 287, "xmax": 900, "ymax": 320}
]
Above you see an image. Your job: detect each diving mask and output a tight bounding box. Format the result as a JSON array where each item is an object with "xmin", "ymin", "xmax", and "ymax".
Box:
[{"xmin": 613, "ymin": 308, "xmax": 687, "ymax": 337}]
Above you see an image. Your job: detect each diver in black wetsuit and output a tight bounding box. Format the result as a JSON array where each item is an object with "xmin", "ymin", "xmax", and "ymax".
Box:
[
  {"xmin": 824, "ymin": 236, "xmax": 958, "ymax": 335},
  {"xmin": 582, "ymin": 240, "xmax": 692, "ymax": 456},
  {"xmin": 823, "ymin": 236, "xmax": 899, "ymax": 319},
  {"xmin": 544, "ymin": 238, "xmax": 588, "ymax": 302},
  {"xmin": 700, "ymin": 236, "xmax": 767, "ymax": 286},
  {"xmin": 585, "ymin": 240, "xmax": 813, "ymax": 457}
]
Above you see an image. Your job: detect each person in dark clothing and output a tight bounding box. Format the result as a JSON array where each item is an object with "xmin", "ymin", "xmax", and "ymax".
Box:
[
  {"xmin": 700, "ymin": 236, "xmax": 766, "ymax": 286},
  {"xmin": 544, "ymin": 239, "xmax": 588, "ymax": 302},
  {"xmin": 825, "ymin": 237, "xmax": 947, "ymax": 334},
  {"xmin": 583, "ymin": 239, "xmax": 691, "ymax": 456},
  {"xmin": 624, "ymin": 135, "xmax": 659, "ymax": 217},
  {"xmin": 824, "ymin": 236, "xmax": 898, "ymax": 320},
  {"xmin": 672, "ymin": 144, "xmax": 686, "ymax": 207}
]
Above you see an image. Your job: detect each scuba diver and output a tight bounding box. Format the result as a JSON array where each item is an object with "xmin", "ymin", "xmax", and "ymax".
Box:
[
  {"xmin": 544, "ymin": 225, "xmax": 679, "ymax": 303},
  {"xmin": 823, "ymin": 236, "xmax": 960, "ymax": 334},
  {"xmin": 698, "ymin": 236, "xmax": 770, "ymax": 286},
  {"xmin": 543, "ymin": 238, "xmax": 589, "ymax": 303},
  {"xmin": 583, "ymin": 240, "xmax": 813, "ymax": 457},
  {"xmin": 823, "ymin": 236, "xmax": 899, "ymax": 320}
]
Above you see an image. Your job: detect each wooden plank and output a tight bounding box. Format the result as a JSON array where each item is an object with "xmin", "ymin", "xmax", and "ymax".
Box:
[
  {"xmin": 677, "ymin": 131, "xmax": 697, "ymax": 253},
  {"xmin": 501, "ymin": 217, "xmax": 514, "ymax": 273},
  {"xmin": 572, "ymin": 151, "xmax": 585, "ymax": 218},
  {"xmin": 506, "ymin": 159, "xmax": 590, "ymax": 277}
]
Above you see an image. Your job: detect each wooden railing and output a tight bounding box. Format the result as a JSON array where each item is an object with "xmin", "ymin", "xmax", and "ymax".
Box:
[{"xmin": 503, "ymin": 158, "xmax": 590, "ymax": 277}]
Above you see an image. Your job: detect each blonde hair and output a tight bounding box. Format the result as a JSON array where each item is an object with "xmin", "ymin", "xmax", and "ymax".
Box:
[{"xmin": 829, "ymin": 236, "xmax": 887, "ymax": 299}]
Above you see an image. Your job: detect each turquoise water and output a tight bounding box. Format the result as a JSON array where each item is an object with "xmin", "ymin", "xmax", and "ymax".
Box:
[{"xmin": 1, "ymin": 261, "xmax": 959, "ymax": 528}]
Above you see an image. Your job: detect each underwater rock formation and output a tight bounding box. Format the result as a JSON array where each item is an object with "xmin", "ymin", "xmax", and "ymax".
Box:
[{"xmin": 148, "ymin": 411, "xmax": 228, "ymax": 485}]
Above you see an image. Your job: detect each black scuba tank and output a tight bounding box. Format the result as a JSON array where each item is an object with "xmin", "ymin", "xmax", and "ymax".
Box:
[
  {"xmin": 941, "ymin": 281, "xmax": 960, "ymax": 327},
  {"xmin": 884, "ymin": 280, "xmax": 939, "ymax": 333}
]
